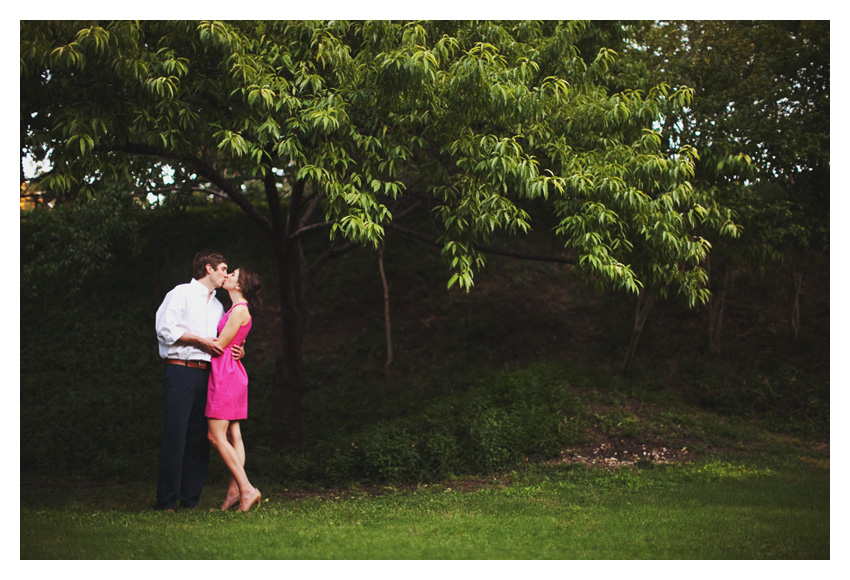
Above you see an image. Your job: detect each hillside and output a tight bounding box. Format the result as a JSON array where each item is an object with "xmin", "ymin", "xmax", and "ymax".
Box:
[{"xmin": 20, "ymin": 204, "xmax": 829, "ymax": 486}]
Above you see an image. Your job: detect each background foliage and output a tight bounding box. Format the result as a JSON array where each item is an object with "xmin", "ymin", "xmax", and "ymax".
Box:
[
  {"xmin": 20, "ymin": 203, "xmax": 828, "ymax": 486},
  {"xmin": 20, "ymin": 20, "xmax": 828, "ymax": 488}
]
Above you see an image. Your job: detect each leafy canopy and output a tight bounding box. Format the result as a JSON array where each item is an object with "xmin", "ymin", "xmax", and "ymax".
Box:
[
  {"xmin": 622, "ymin": 20, "xmax": 828, "ymax": 263},
  {"xmin": 21, "ymin": 20, "xmax": 737, "ymax": 305}
]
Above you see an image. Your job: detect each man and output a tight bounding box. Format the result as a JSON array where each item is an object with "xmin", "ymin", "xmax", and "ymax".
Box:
[{"xmin": 154, "ymin": 249, "xmax": 243, "ymax": 511}]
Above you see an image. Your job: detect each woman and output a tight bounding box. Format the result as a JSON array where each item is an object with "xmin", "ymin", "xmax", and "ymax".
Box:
[{"xmin": 206, "ymin": 267, "xmax": 263, "ymax": 512}]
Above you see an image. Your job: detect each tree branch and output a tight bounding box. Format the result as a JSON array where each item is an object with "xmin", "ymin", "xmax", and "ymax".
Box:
[
  {"xmin": 388, "ymin": 223, "xmax": 576, "ymax": 265},
  {"xmin": 149, "ymin": 185, "xmax": 229, "ymax": 200},
  {"xmin": 299, "ymin": 190, "xmax": 323, "ymax": 229},
  {"xmin": 291, "ymin": 198, "xmax": 426, "ymax": 242},
  {"xmin": 308, "ymin": 240, "xmax": 359, "ymax": 275},
  {"xmin": 264, "ymin": 168, "xmax": 285, "ymax": 239},
  {"xmin": 476, "ymin": 242, "xmax": 577, "ymax": 265},
  {"xmin": 191, "ymin": 157, "xmax": 273, "ymax": 234},
  {"xmin": 391, "ymin": 199, "xmax": 424, "ymax": 221},
  {"xmin": 101, "ymin": 142, "xmax": 274, "ymax": 233},
  {"xmin": 290, "ymin": 220, "xmax": 336, "ymax": 240},
  {"xmin": 387, "ymin": 223, "xmax": 442, "ymax": 248}
]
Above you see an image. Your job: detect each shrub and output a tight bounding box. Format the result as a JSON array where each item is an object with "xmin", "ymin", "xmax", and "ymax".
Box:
[
  {"xmin": 418, "ymin": 427, "xmax": 464, "ymax": 480},
  {"xmin": 359, "ymin": 422, "xmax": 423, "ymax": 482},
  {"xmin": 466, "ymin": 407, "xmax": 520, "ymax": 472},
  {"xmin": 295, "ymin": 363, "xmax": 588, "ymax": 485}
]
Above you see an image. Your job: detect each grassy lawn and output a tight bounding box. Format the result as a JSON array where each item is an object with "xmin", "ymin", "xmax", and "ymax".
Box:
[{"xmin": 21, "ymin": 458, "xmax": 828, "ymax": 560}]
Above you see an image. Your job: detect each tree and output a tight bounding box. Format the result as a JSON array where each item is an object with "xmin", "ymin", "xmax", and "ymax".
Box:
[
  {"xmin": 623, "ymin": 20, "xmax": 829, "ymax": 351},
  {"xmin": 21, "ymin": 20, "xmax": 735, "ymax": 447}
]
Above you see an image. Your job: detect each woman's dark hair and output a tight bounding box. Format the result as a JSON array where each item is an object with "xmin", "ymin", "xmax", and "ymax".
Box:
[{"xmin": 236, "ymin": 267, "xmax": 263, "ymax": 314}]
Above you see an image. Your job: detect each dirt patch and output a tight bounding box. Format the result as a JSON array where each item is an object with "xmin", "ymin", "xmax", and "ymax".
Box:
[
  {"xmin": 268, "ymin": 435, "xmax": 697, "ymax": 503},
  {"xmin": 552, "ymin": 435, "xmax": 692, "ymax": 469},
  {"xmin": 272, "ymin": 477, "xmax": 513, "ymax": 502}
]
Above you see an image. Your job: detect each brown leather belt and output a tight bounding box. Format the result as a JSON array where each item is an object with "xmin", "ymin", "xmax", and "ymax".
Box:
[{"xmin": 165, "ymin": 359, "xmax": 211, "ymax": 370}]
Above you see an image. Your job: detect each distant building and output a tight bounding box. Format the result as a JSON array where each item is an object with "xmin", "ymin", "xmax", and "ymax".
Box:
[{"xmin": 20, "ymin": 182, "xmax": 48, "ymax": 210}]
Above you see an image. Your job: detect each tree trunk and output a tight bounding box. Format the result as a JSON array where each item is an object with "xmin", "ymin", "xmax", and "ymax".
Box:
[
  {"xmin": 622, "ymin": 292, "xmax": 653, "ymax": 376},
  {"xmin": 269, "ymin": 243, "xmax": 307, "ymax": 450},
  {"xmin": 378, "ymin": 242, "xmax": 393, "ymax": 370},
  {"xmin": 708, "ymin": 267, "xmax": 736, "ymax": 355},
  {"xmin": 791, "ymin": 267, "xmax": 804, "ymax": 339},
  {"xmin": 267, "ymin": 175, "xmax": 308, "ymax": 450}
]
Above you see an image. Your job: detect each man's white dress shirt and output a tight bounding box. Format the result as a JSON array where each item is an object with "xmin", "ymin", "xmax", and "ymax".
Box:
[{"xmin": 155, "ymin": 278, "xmax": 225, "ymax": 361}]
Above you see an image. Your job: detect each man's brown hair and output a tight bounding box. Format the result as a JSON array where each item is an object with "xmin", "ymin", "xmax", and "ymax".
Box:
[{"xmin": 192, "ymin": 249, "xmax": 227, "ymax": 280}]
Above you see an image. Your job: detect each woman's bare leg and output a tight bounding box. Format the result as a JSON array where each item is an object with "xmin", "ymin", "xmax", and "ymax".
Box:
[
  {"xmin": 221, "ymin": 422, "xmax": 246, "ymax": 508},
  {"xmin": 207, "ymin": 419, "xmax": 256, "ymax": 507},
  {"xmin": 227, "ymin": 421, "xmax": 261, "ymax": 511}
]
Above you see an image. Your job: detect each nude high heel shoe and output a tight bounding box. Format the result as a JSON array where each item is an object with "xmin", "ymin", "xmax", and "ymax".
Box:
[
  {"xmin": 239, "ymin": 489, "xmax": 262, "ymax": 512},
  {"xmin": 221, "ymin": 494, "xmax": 239, "ymax": 510}
]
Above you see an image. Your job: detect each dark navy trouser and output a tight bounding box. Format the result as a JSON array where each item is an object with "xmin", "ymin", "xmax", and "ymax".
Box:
[{"xmin": 155, "ymin": 365, "xmax": 210, "ymax": 510}]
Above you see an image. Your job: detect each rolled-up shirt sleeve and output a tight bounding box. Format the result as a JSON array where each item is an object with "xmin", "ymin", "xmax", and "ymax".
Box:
[{"xmin": 156, "ymin": 289, "xmax": 185, "ymax": 347}]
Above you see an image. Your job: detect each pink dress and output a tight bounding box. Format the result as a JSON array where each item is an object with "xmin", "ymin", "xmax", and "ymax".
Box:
[{"xmin": 206, "ymin": 303, "xmax": 252, "ymax": 420}]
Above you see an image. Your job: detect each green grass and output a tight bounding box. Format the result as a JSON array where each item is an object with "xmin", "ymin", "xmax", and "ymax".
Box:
[{"xmin": 21, "ymin": 459, "xmax": 828, "ymax": 559}]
